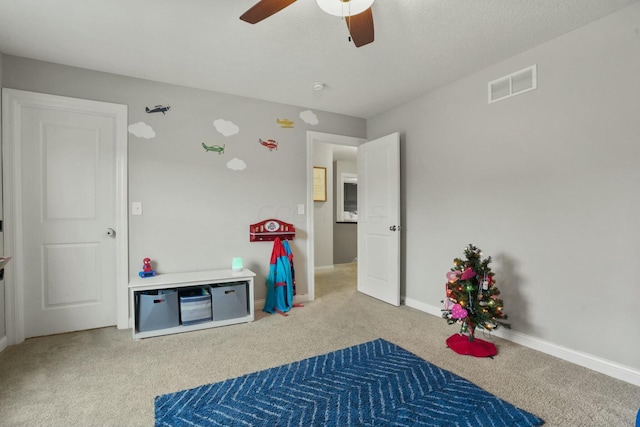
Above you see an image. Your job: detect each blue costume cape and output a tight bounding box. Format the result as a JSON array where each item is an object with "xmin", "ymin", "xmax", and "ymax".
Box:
[{"xmin": 263, "ymin": 237, "xmax": 294, "ymax": 314}]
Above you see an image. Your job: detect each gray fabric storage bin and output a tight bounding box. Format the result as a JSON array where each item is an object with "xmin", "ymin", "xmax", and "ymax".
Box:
[
  {"xmin": 211, "ymin": 282, "xmax": 248, "ymax": 321},
  {"xmin": 137, "ymin": 290, "xmax": 180, "ymax": 332}
]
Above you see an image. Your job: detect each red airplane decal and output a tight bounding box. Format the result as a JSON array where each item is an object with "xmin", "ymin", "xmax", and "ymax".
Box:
[{"xmin": 259, "ymin": 138, "xmax": 278, "ymax": 151}]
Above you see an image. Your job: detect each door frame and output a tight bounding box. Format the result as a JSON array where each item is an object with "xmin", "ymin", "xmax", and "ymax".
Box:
[
  {"xmin": 306, "ymin": 131, "xmax": 365, "ymax": 301},
  {"xmin": 2, "ymin": 89, "xmax": 129, "ymax": 346}
]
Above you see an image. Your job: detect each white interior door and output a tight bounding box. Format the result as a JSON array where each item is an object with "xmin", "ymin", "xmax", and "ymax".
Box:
[
  {"xmin": 3, "ymin": 90, "xmax": 127, "ymax": 339},
  {"xmin": 357, "ymin": 132, "xmax": 401, "ymax": 306}
]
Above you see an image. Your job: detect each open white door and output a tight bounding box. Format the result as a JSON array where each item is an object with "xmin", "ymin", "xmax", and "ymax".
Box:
[{"xmin": 357, "ymin": 132, "xmax": 401, "ymax": 306}]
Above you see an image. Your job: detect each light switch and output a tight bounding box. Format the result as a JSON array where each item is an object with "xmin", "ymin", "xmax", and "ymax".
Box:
[
  {"xmin": 298, "ymin": 204, "xmax": 305, "ymax": 215},
  {"xmin": 132, "ymin": 202, "xmax": 142, "ymax": 216}
]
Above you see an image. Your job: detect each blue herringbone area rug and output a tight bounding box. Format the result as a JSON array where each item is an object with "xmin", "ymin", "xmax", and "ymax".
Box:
[{"xmin": 155, "ymin": 338, "xmax": 544, "ymax": 427}]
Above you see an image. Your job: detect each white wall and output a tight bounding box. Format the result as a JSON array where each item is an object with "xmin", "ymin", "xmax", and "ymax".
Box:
[
  {"xmin": 1, "ymin": 56, "xmax": 366, "ymax": 304},
  {"xmin": 368, "ymin": 3, "xmax": 640, "ymax": 373}
]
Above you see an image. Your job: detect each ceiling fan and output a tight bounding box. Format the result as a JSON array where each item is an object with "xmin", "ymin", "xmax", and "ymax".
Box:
[{"xmin": 240, "ymin": 0, "xmax": 375, "ymax": 48}]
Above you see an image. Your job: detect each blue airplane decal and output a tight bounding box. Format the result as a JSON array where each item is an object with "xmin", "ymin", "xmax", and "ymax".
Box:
[{"xmin": 145, "ymin": 105, "xmax": 171, "ymax": 114}]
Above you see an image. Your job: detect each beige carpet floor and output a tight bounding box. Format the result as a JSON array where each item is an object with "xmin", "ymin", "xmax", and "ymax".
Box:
[{"xmin": 1, "ymin": 262, "xmax": 639, "ymax": 426}]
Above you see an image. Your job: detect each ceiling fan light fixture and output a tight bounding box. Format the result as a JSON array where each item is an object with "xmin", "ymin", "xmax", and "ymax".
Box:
[{"xmin": 316, "ymin": 0, "xmax": 375, "ymax": 17}]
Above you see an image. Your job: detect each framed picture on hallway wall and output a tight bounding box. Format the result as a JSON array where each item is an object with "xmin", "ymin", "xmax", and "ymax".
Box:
[{"xmin": 313, "ymin": 167, "xmax": 327, "ymax": 202}]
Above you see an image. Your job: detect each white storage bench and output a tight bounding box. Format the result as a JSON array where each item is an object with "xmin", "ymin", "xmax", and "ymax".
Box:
[{"xmin": 129, "ymin": 269, "xmax": 255, "ymax": 339}]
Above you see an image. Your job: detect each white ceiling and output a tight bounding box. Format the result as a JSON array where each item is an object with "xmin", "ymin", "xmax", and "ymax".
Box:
[{"xmin": 0, "ymin": 0, "xmax": 637, "ymax": 119}]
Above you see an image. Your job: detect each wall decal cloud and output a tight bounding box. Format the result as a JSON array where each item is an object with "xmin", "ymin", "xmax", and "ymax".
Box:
[
  {"xmin": 300, "ymin": 110, "xmax": 319, "ymax": 125},
  {"xmin": 214, "ymin": 119, "xmax": 240, "ymax": 137},
  {"xmin": 227, "ymin": 157, "xmax": 247, "ymax": 171},
  {"xmin": 128, "ymin": 122, "xmax": 156, "ymax": 139}
]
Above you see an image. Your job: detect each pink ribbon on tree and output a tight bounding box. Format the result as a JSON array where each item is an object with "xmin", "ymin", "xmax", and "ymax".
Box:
[{"xmin": 460, "ymin": 267, "xmax": 476, "ymax": 280}]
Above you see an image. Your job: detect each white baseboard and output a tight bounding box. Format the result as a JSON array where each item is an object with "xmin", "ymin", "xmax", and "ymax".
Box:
[
  {"xmin": 314, "ymin": 265, "xmax": 335, "ymax": 271},
  {"xmin": 404, "ymin": 297, "xmax": 640, "ymax": 387},
  {"xmin": 293, "ymin": 293, "xmax": 311, "ymax": 304}
]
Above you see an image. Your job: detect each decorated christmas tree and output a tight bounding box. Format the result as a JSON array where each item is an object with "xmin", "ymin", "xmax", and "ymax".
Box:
[{"xmin": 442, "ymin": 244, "xmax": 510, "ymax": 357}]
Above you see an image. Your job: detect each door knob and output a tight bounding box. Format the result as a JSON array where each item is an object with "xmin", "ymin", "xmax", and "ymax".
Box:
[
  {"xmin": 389, "ymin": 225, "xmax": 400, "ymax": 231},
  {"xmin": 106, "ymin": 228, "xmax": 116, "ymax": 237}
]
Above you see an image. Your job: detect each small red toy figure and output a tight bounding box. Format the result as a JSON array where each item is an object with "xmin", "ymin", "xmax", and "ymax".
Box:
[{"xmin": 139, "ymin": 258, "xmax": 156, "ymax": 278}]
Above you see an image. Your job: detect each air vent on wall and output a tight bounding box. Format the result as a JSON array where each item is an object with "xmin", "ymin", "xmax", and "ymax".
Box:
[{"xmin": 488, "ymin": 65, "xmax": 537, "ymax": 103}]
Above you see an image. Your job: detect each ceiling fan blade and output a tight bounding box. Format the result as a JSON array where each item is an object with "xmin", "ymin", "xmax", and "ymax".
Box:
[
  {"xmin": 240, "ymin": 0, "xmax": 297, "ymax": 24},
  {"xmin": 345, "ymin": 7, "xmax": 374, "ymax": 47}
]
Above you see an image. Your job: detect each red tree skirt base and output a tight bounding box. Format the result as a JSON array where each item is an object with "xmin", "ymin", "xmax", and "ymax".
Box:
[{"xmin": 446, "ymin": 333, "xmax": 497, "ymax": 357}]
